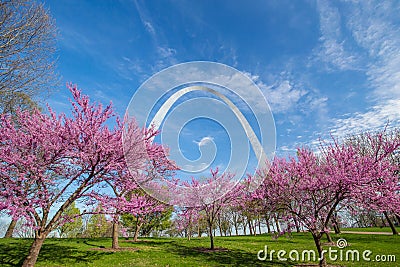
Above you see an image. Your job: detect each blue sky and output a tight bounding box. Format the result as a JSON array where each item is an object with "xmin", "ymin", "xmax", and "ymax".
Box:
[{"xmin": 45, "ymin": 0, "xmax": 400, "ymax": 179}]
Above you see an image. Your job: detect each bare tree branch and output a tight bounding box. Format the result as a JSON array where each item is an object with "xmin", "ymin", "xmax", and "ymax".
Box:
[{"xmin": 0, "ymin": 0, "xmax": 58, "ymax": 114}]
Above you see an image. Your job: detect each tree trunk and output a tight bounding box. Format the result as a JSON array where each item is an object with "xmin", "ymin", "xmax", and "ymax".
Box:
[
  {"xmin": 112, "ymin": 221, "xmax": 119, "ymax": 249},
  {"xmin": 208, "ymin": 220, "xmax": 214, "ymax": 250},
  {"xmin": 252, "ymin": 220, "xmax": 257, "ymax": 236},
  {"xmin": 234, "ymin": 222, "xmax": 238, "ymax": 236},
  {"xmin": 311, "ymin": 232, "xmax": 326, "ymax": 267},
  {"xmin": 333, "ymin": 223, "xmax": 341, "ymax": 234},
  {"xmin": 187, "ymin": 222, "xmax": 191, "ymax": 241},
  {"xmin": 384, "ymin": 211, "xmax": 398, "ymax": 235},
  {"xmin": 371, "ymin": 214, "xmax": 378, "ymax": 227},
  {"xmin": 248, "ymin": 219, "xmax": 253, "ymax": 235},
  {"xmin": 22, "ymin": 235, "xmax": 46, "ymax": 267},
  {"xmin": 217, "ymin": 215, "xmax": 223, "ymax": 237},
  {"xmin": 325, "ymin": 232, "xmax": 333, "ymax": 243},
  {"xmin": 380, "ymin": 214, "xmax": 387, "ymax": 227},
  {"xmin": 293, "ymin": 217, "xmax": 300, "ymax": 233},
  {"xmin": 187, "ymin": 219, "xmax": 192, "ymax": 240},
  {"xmin": 133, "ymin": 222, "xmax": 143, "ymax": 242},
  {"xmin": 395, "ymin": 213, "xmax": 400, "ymax": 225},
  {"xmin": 4, "ymin": 219, "xmax": 17, "ymax": 238},
  {"xmin": 265, "ymin": 216, "xmax": 271, "ymax": 233},
  {"xmin": 198, "ymin": 223, "xmax": 201, "ymax": 237},
  {"xmin": 332, "ymin": 212, "xmax": 341, "ymax": 234},
  {"xmin": 258, "ymin": 217, "xmax": 262, "ymax": 235},
  {"xmin": 274, "ymin": 215, "xmax": 281, "ymax": 233}
]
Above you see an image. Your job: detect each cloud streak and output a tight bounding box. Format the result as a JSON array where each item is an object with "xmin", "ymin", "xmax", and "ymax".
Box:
[
  {"xmin": 319, "ymin": 0, "xmax": 400, "ymax": 137},
  {"xmin": 312, "ymin": 0, "xmax": 359, "ymax": 71},
  {"xmin": 194, "ymin": 136, "xmax": 214, "ymax": 147}
]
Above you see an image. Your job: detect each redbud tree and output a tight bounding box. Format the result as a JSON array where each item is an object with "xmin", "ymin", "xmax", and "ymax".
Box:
[
  {"xmin": 0, "ymin": 85, "xmax": 151, "ymax": 266},
  {"xmin": 179, "ymin": 169, "xmax": 244, "ymax": 250},
  {"xmin": 88, "ymin": 122, "xmax": 177, "ymax": 248},
  {"xmin": 257, "ymin": 132, "xmax": 399, "ymax": 267}
]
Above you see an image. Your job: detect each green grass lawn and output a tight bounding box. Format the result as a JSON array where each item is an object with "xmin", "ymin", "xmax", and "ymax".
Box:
[
  {"xmin": 340, "ymin": 226, "xmax": 400, "ymax": 233},
  {"xmin": 0, "ymin": 232, "xmax": 398, "ymax": 267}
]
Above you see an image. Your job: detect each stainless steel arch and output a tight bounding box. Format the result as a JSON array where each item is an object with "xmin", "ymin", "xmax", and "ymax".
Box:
[
  {"xmin": 124, "ymin": 61, "xmax": 276, "ymax": 206},
  {"xmin": 149, "ymin": 85, "xmax": 268, "ymax": 168}
]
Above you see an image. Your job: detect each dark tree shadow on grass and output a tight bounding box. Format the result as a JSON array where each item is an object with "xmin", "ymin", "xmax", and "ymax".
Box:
[
  {"xmin": 166, "ymin": 242, "xmax": 294, "ymax": 267},
  {"xmin": 0, "ymin": 239, "xmax": 111, "ymax": 267},
  {"xmin": 83, "ymin": 240, "xmax": 107, "ymax": 248}
]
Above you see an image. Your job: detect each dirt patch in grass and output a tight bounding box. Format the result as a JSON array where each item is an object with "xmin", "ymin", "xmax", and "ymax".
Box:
[{"xmin": 88, "ymin": 247, "xmax": 139, "ymax": 252}]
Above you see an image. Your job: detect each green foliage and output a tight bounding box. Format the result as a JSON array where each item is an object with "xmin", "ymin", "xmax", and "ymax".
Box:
[
  {"xmin": 85, "ymin": 205, "xmax": 111, "ymax": 238},
  {"xmin": 141, "ymin": 206, "xmax": 173, "ymax": 237},
  {"xmin": 57, "ymin": 202, "xmax": 83, "ymax": 238},
  {"xmin": 121, "ymin": 206, "xmax": 173, "ymax": 238}
]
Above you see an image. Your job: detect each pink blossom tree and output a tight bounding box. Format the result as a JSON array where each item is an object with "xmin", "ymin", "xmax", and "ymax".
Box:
[
  {"xmin": 88, "ymin": 121, "xmax": 178, "ymax": 248},
  {"xmin": 180, "ymin": 169, "xmax": 244, "ymax": 249},
  {"xmin": 174, "ymin": 207, "xmax": 201, "ymax": 240},
  {"xmin": 257, "ymin": 132, "xmax": 399, "ymax": 267},
  {"xmin": 345, "ymin": 129, "xmax": 400, "ymax": 234},
  {"xmin": 0, "ymin": 85, "xmax": 148, "ymax": 266},
  {"xmin": 239, "ymin": 176, "xmax": 271, "ymax": 236}
]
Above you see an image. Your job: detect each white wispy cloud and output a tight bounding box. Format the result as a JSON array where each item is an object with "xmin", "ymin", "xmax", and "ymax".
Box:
[
  {"xmin": 325, "ymin": 0, "xmax": 400, "ymax": 137},
  {"xmin": 113, "ymin": 56, "xmax": 146, "ymax": 82},
  {"xmin": 243, "ymin": 72, "xmax": 317, "ymax": 114},
  {"xmin": 133, "ymin": 0, "xmax": 178, "ymax": 73},
  {"xmin": 157, "ymin": 47, "xmax": 177, "ymax": 58},
  {"xmin": 264, "ymin": 80, "xmax": 307, "ymax": 113},
  {"xmin": 312, "ymin": 0, "xmax": 359, "ymax": 71},
  {"xmin": 331, "ymin": 99, "xmax": 400, "ymax": 136},
  {"xmin": 194, "ymin": 136, "xmax": 214, "ymax": 147},
  {"xmin": 143, "ymin": 21, "xmax": 156, "ymax": 35},
  {"xmin": 134, "ymin": 0, "xmax": 156, "ymax": 36},
  {"xmin": 347, "ymin": 3, "xmax": 400, "ymax": 101},
  {"xmin": 218, "ymin": 45, "xmax": 239, "ymax": 67}
]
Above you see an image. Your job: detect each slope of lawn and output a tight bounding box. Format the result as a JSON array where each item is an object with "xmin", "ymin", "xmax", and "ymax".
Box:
[
  {"xmin": 0, "ymin": 232, "xmax": 398, "ymax": 266},
  {"xmin": 340, "ymin": 226, "xmax": 400, "ymax": 233}
]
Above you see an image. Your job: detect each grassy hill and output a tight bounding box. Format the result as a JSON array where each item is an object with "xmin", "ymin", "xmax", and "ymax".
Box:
[{"xmin": 0, "ymin": 231, "xmax": 398, "ymax": 266}]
